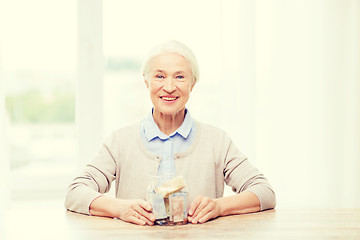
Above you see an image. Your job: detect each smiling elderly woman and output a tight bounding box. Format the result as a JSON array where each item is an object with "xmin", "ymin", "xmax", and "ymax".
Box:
[{"xmin": 65, "ymin": 41, "xmax": 276, "ymax": 225}]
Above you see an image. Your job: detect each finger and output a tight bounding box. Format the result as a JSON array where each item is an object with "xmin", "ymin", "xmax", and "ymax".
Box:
[
  {"xmin": 192, "ymin": 198, "xmax": 210, "ymax": 219},
  {"xmin": 135, "ymin": 210, "xmax": 154, "ymax": 226},
  {"xmin": 126, "ymin": 215, "xmax": 146, "ymax": 226},
  {"xmin": 134, "ymin": 201, "xmax": 155, "ymax": 223},
  {"xmin": 192, "ymin": 203, "xmax": 213, "ymax": 224},
  {"xmin": 137, "ymin": 200, "xmax": 155, "ymax": 220},
  {"xmin": 137, "ymin": 199, "xmax": 153, "ymax": 212},
  {"xmin": 137, "ymin": 212, "xmax": 154, "ymax": 226},
  {"xmin": 198, "ymin": 210, "xmax": 215, "ymax": 224},
  {"xmin": 188, "ymin": 196, "xmax": 203, "ymax": 216}
]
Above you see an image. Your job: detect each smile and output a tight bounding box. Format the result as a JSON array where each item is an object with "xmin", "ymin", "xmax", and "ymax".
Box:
[{"xmin": 160, "ymin": 96, "xmax": 179, "ymax": 101}]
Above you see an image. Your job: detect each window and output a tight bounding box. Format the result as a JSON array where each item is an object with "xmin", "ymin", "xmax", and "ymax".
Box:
[{"xmin": 1, "ymin": 0, "xmax": 77, "ymax": 199}]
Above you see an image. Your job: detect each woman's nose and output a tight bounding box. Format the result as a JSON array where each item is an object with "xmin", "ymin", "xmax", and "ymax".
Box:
[{"xmin": 163, "ymin": 78, "xmax": 176, "ymax": 92}]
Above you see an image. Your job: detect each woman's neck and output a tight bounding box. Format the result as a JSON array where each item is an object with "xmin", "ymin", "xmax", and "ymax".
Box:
[{"xmin": 153, "ymin": 108, "xmax": 186, "ymax": 136}]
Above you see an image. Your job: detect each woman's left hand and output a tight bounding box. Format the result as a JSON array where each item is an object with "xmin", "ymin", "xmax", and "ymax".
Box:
[{"xmin": 187, "ymin": 195, "xmax": 221, "ymax": 224}]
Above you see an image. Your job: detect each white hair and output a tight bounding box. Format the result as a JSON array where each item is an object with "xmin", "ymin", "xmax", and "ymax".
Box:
[{"xmin": 141, "ymin": 40, "xmax": 200, "ymax": 85}]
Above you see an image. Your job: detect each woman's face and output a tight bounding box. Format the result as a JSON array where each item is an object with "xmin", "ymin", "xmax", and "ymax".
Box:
[{"xmin": 146, "ymin": 52, "xmax": 194, "ymax": 117}]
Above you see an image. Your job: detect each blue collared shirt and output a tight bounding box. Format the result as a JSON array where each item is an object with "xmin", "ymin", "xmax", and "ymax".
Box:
[{"xmin": 140, "ymin": 108, "xmax": 196, "ymax": 175}]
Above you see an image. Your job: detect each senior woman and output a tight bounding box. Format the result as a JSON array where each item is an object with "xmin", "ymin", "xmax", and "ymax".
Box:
[{"xmin": 65, "ymin": 40, "xmax": 276, "ymax": 225}]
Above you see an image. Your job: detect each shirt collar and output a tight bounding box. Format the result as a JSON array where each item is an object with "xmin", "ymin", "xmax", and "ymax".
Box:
[{"xmin": 142, "ymin": 108, "xmax": 194, "ymax": 141}]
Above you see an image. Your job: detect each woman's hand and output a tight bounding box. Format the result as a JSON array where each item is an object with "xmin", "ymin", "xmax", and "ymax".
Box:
[
  {"xmin": 89, "ymin": 196, "xmax": 155, "ymax": 226},
  {"xmin": 187, "ymin": 196, "xmax": 221, "ymax": 224},
  {"xmin": 116, "ymin": 199, "xmax": 155, "ymax": 225},
  {"xmin": 187, "ymin": 192, "xmax": 261, "ymax": 224}
]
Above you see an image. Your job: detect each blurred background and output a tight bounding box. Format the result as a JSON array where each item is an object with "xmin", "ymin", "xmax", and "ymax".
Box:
[{"xmin": 0, "ymin": 0, "xmax": 359, "ymax": 209}]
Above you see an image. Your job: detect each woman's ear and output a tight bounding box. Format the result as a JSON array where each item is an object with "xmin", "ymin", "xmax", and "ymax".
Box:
[
  {"xmin": 144, "ymin": 74, "xmax": 149, "ymax": 89},
  {"xmin": 190, "ymin": 78, "xmax": 196, "ymax": 92}
]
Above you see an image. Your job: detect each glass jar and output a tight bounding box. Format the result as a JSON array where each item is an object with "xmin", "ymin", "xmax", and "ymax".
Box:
[
  {"xmin": 169, "ymin": 188, "xmax": 188, "ymax": 225},
  {"xmin": 146, "ymin": 175, "xmax": 168, "ymax": 224},
  {"xmin": 146, "ymin": 174, "xmax": 188, "ymax": 225}
]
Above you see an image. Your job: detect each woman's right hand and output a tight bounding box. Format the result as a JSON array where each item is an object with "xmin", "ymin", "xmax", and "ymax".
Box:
[
  {"xmin": 89, "ymin": 196, "xmax": 155, "ymax": 225},
  {"xmin": 116, "ymin": 199, "xmax": 155, "ymax": 225}
]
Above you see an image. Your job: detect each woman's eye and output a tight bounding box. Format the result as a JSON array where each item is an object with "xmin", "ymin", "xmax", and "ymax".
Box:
[
  {"xmin": 156, "ymin": 75, "xmax": 165, "ymax": 79},
  {"xmin": 176, "ymin": 75, "xmax": 184, "ymax": 80}
]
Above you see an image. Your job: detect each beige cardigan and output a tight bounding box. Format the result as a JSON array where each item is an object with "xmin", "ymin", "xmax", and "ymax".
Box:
[{"xmin": 65, "ymin": 121, "xmax": 276, "ymax": 215}]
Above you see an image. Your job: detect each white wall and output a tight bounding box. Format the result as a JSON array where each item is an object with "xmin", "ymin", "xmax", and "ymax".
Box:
[
  {"xmin": 253, "ymin": 0, "xmax": 360, "ymax": 207},
  {"xmin": 214, "ymin": 0, "xmax": 360, "ymax": 208}
]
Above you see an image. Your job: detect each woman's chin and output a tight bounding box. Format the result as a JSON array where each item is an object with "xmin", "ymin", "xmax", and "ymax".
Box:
[{"xmin": 153, "ymin": 106, "xmax": 185, "ymax": 117}]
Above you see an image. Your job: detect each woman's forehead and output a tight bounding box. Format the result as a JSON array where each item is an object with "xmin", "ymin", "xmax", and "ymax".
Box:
[{"xmin": 149, "ymin": 52, "xmax": 192, "ymax": 72}]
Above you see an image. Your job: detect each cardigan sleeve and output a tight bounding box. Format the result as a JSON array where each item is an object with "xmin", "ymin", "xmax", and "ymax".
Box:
[
  {"xmin": 223, "ymin": 136, "xmax": 276, "ymax": 211},
  {"xmin": 64, "ymin": 133, "xmax": 117, "ymax": 215}
]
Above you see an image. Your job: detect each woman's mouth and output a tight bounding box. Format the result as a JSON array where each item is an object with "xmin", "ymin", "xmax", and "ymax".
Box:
[{"xmin": 160, "ymin": 96, "xmax": 179, "ymax": 101}]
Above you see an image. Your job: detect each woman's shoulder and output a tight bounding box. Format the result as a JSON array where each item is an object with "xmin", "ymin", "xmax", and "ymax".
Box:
[{"xmin": 195, "ymin": 120, "xmax": 230, "ymax": 141}]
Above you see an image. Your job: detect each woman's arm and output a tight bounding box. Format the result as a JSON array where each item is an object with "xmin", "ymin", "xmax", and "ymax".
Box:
[
  {"xmin": 188, "ymin": 191, "xmax": 260, "ymax": 224},
  {"xmin": 65, "ymin": 133, "xmax": 118, "ymax": 215},
  {"xmin": 89, "ymin": 195, "xmax": 155, "ymax": 226}
]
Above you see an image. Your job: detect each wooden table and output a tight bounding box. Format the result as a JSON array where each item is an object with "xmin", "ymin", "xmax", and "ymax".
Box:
[{"xmin": 2, "ymin": 207, "xmax": 360, "ymax": 240}]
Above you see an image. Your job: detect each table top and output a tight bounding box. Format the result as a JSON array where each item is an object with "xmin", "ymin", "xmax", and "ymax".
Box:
[{"xmin": 2, "ymin": 206, "xmax": 360, "ymax": 240}]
